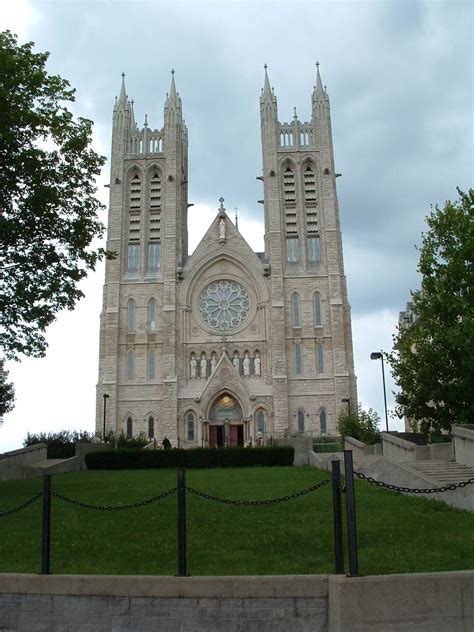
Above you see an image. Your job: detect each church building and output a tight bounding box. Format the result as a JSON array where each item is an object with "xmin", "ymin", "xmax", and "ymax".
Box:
[{"xmin": 96, "ymin": 66, "xmax": 357, "ymax": 447}]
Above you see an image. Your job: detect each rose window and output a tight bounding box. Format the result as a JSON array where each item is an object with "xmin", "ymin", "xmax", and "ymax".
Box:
[{"xmin": 198, "ymin": 280, "xmax": 250, "ymax": 331}]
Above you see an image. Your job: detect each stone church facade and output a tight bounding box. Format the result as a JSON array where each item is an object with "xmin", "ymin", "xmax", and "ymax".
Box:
[{"xmin": 96, "ymin": 66, "xmax": 357, "ymax": 447}]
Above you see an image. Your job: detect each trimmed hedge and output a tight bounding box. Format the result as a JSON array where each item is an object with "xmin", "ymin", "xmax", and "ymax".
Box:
[
  {"xmin": 24, "ymin": 430, "xmax": 94, "ymax": 459},
  {"xmin": 85, "ymin": 446, "xmax": 294, "ymax": 470}
]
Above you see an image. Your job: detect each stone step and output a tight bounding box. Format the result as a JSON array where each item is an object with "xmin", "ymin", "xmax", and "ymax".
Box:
[{"xmin": 409, "ymin": 460, "xmax": 474, "ymax": 485}]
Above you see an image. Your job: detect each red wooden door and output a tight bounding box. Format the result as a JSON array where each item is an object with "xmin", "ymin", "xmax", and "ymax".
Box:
[
  {"xmin": 229, "ymin": 425, "xmax": 239, "ymax": 447},
  {"xmin": 209, "ymin": 426, "xmax": 217, "ymax": 448}
]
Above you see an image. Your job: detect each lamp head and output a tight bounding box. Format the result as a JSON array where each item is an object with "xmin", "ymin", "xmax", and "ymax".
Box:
[{"xmin": 370, "ymin": 352, "xmax": 382, "ymax": 360}]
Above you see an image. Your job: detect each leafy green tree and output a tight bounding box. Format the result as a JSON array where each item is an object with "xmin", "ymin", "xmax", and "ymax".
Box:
[
  {"xmin": 387, "ymin": 189, "xmax": 474, "ymax": 434},
  {"xmin": 337, "ymin": 404, "xmax": 381, "ymax": 445},
  {"xmin": 0, "ymin": 31, "xmax": 107, "ymax": 361},
  {"xmin": 0, "ymin": 359, "xmax": 15, "ymax": 418}
]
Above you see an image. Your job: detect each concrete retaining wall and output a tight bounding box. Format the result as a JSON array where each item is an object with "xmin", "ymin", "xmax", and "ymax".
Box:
[
  {"xmin": 360, "ymin": 456, "xmax": 473, "ymax": 511},
  {"xmin": 344, "ymin": 437, "xmax": 382, "ymax": 457},
  {"xmin": 0, "ymin": 444, "xmax": 47, "ymax": 466},
  {"xmin": 328, "ymin": 570, "xmax": 474, "ymax": 631},
  {"xmin": 454, "ymin": 424, "xmax": 474, "ymax": 468},
  {"xmin": 75, "ymin": 442, "xmax": 114, "ymax": 470},
  {"xmin": 0, "ymin": 571, "xmax": 472, "ymax": 631},
  {"xmin": 274, "ymin": 437, "xmax": 312, "ymax": 465},
  {"xmin": 382, "ymin": 432, "xmax": 453, "ymax": 462}
]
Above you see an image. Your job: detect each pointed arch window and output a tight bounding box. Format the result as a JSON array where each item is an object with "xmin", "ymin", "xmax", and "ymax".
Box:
[
  {"xmin": 283, "ymin": 166, "xmax": 296, "ymax": 206},
  {"xmin": 127, "ymin": 244, "xmax": 140, "ymax": 271},
  {"xmin": 314, "ymin": 292, "xmax": 322, "ymax": 327},
  {"xmin": 257, "ymin": 410, "xmax": 265, "ymax": 434},
  {"xmin": 148, "ymin": 299, "xmax": 157, "ymax": 332},
  {"xmin": 303, "ymin": 164, "xmax": 317, "ymax": 206},
  {"xmin": 297, "ymin": 410, "xmax": 305, "ymax": 434},
  {"xmin": 148, "ymin": 243, "xmax": 161, "ymax": 270},
  {"xmin": 316, "ymin": 343, "xmax": 325, "ymax": 374},
  {"xmin": 149, "ymin": 171, "xmax": 162, "ymax": 210},
  {"xmin": 320, "ymin": 409, "xmax": 327, "ymax": 434},
  {"xmin": 127, "ymin": 350, "xmax": 134, "ymax": 380},
  {"xmin": 308, "ymin": 236, "xmax": 321, "ymax": 263},
  {"xmin": 127, "ymin": 299, "xmax": 136, "ymax": 333},
  {"xmin": 187, "ymin": 412, "xmax": 195, "ymax": 441},
  {"xmin": 129, "ymin": 174, "xmax": 141, "ymax": 210},
  {"xmin": 126, "ymin": 416, "xmax": 133, "ymax": 438},
  {"xmin": 291, "ymin": 293, "xmax": 301, "ymax": 327},
  {"xmin": 287, "ymin": 238, "xmax": 299, "ymax": 263},
  {"xmin": 149, "ymin": 170, "xmax": 162, "ymax": 243},
  {"xmin": 148, "ymin": 415, "xmax": 154, "ymax": 439},
  {"xmin": 295, "ymin": 343, "xmax": 302, "ymax": 376},
  {"xmin": 147, "ymin": 350, "xmax": 155, "ymax": 380}
]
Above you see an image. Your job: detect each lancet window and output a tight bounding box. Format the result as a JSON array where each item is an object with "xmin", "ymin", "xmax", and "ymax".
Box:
[
  {"xmin": 297, "ymin": 410, "xmax": 305, "ymax": 434},
  {"xmin": 316, "ymin": 343, "xmax": 325, "ymax": 374},
  {"xmin": 127, "ymin": 299, "xmax": 136, "ymax": 333},
  {"xmin": 127, "ymin": 350, "xmax": 134, "ymax": 380},
  {"xmin": 147, "ymin": 299, "xmax": 157, "ymax": 332},
  {"xmin": 148, "ymin": 350, "xmax": 155, "ymax": 380},
  {"xmin": 291, "ymin": 293, "xmax": 301, "ymax": 327},
  {"xmin": 187, "ymin": 412, "xmax": 195, "ymax": 441},
  {"xmin": 149, "ymin": 171, "xmax": 162, "ymax": 243},
  {"xmin": 148, "ymin": 416, "xmax": 154, "ymax": 439},
  {"xmin": 320, "ymin": 409, "xmax": 327, "ymax": 434},
  {"xmin": 314, "ymin": 292, "xmax": 322, "ymax": 327},
  {"xmin": 295, "ymin": 343, "xmax": 302, "ymax": 376}
]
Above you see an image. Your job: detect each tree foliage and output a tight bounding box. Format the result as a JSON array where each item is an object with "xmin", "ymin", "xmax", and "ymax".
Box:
[
  {"xmin": 0, "ymin": 31, "xmax": 107, "ymax": 360},
  {"xmin": 337, "ymin": 404, "xmax": 381, "ymax": 445},
  {"xmin": 0, "ymin": 359, "xmax": 15, "ymax": 418},
  {"xmin": 387, "ymin": 189, "xmax": 474, "ymax": 434}
]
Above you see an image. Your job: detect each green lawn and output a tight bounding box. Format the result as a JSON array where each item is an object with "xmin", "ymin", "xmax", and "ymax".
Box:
[{"xmin": 0, "ymin": 467, "xmax": 472, "ymax": 576}]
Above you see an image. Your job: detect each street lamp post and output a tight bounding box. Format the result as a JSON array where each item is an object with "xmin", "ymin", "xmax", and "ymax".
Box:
[
  {"xmin": 341, "ymin": 398, "xmax": 351, "ymax": 417},
  {"xmin": 102, "ymin": 394, "xmax": 110, "ymax": 442},
  {"xmin": 370, "ymin": 351, "xmax": 389, "ymax": 432}
]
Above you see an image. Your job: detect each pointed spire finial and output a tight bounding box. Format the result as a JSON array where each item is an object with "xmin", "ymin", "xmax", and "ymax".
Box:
[
  {"xmin": 293, "ymin": 106, "xmax": 298, "ymax": 120},
  {"xmin": 315, "ymin": 60, "xmax": 324, "ymax": 95},
  {"xmin": 117, "ymin": 72, "xmax": 128, "ymax": 107},
  {"xmin": 144, "ymin": 113, "xmax": 148, "ymax": 127},
  {"xmin": 263, "ymin": 63, "xmax": 272, "ymax": 98},
  {"xmin": 234, "ymin": 207, "xmax": 239, "ymax": 230},
  {"xmin": 169, "ymin": 68, "xmax": 177, "ymax": 100}
]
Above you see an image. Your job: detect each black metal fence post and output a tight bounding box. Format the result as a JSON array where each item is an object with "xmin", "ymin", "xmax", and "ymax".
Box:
[
  {"xmin": 331, "ymin": 460, "xmax": 344, "ymax": 574},
  {"xmin": 343, "ymin": 450, "xmax": 359, "ymax": 577},
  {"xmin": 41, "ymin": 474, "xmax": 51, "ymax": 575},
  {"xmin": 177, "ymin": 468, "xmax": 187, "ymax": 576}
]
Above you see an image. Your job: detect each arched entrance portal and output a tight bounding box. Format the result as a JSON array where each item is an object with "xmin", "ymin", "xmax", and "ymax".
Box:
[{"xmin": 208, "ymin": 393, "xmax": 244, "ymax": 448}]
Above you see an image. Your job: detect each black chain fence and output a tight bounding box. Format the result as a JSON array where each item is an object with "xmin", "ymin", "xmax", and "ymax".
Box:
[
  {"xmin": 50, "ymin": 487, "xmax": 177, "ymax": 511},
  {"xmin": 354, "ymin": 471, "xmax": 474, "ymax": 494},
  {"xmin": 0, "ymin": 491, "xmax": 42, "ymax": 518},
  {"xmin": 186, "ymin": 478, "xmax": 332, "ymax": 506},
  {"xmin": 1, "ymin": 454, "xmax": 473, "ymax": 578}
]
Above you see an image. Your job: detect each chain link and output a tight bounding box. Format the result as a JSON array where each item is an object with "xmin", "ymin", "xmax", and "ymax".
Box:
[
  {"xmin": 186, "ymin": 478, "xmax": 332, "ymax": 506},
  {"xmin": 0, "ymin": 491, "xmax": 42, "ymax": 518},
  {"xmin": 354, "ymin": 471, "xmax": 474, "ymax": 494},
  {"xmin": 51, "ymin": 487, "xmax": 177, "ymax": 511}
]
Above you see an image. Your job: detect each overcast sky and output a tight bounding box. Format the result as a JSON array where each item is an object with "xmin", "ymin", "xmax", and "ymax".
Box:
[{"xmin": 1, "ymin": 0, "xmax": 472, "ymax": 451}]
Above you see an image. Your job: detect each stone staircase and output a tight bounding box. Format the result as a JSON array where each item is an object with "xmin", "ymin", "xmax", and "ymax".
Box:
[{"xmin": 409, "ymin": 460, "xmax": 474, "ymax": 485}]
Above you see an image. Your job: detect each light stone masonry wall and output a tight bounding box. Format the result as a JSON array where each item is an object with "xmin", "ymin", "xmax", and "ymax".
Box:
[{"xmin": 1, "ymin": 572, "xmax": 473, "ymax": 631}]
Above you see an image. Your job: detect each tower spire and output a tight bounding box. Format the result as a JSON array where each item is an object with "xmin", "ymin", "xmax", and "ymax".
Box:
[
  {"xmin": 314, "ymin": 61, "xmax": 324, "ymax": 96},
  {"xmin": 117, "ymin": 72, "xmax": 127, "ymax": 108},
  {"xmin": 263, "ymin": 63, "xmax": 272, "ymax": 99},
  {"xmin": 169, "ymin": 68, "xmax": 177, "ymax": 101},
  {"xmin": 164, "ymin": 68, "xmax": 182, "ymax": 123}
]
